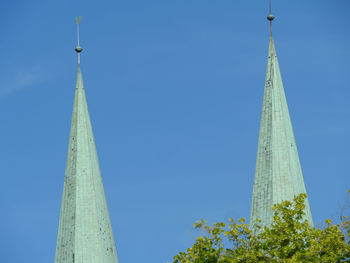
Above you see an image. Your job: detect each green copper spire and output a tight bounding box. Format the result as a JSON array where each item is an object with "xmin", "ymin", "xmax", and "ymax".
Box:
[
  {"xmin": 250, "ymin": 13, "xmax": 313, "ymax": 228},
  {"xmin": 54, "ymin": 19, "xmax": 119, "ymax": 263}
]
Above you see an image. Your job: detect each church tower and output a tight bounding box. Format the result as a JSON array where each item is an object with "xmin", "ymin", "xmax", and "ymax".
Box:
[
  {"xmin": 54, "ymin": 18, "xmax": 119, "ymax": 263},
  {"xmin": 250, "ymin": 5, "xmax": 313, "ymax": 228}
]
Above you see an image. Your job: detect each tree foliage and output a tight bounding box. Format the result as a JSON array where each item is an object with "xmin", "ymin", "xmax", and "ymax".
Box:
[{"xmin": 173, "ymin": 192, "xmax": 350, "ymax": 263}]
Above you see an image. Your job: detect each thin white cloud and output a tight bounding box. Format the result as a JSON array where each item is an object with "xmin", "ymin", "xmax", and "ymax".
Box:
[{"xmin": 0, "ymin": 67, "xmax": 47, "ymax": 98}]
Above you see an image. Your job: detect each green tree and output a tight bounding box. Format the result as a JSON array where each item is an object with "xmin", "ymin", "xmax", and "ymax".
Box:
[{"xmin": 173, "ymin": 192, "xmax": 350, "ymax": 263}]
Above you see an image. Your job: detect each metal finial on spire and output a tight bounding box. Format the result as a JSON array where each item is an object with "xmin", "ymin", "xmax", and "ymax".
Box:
[
  {"xmin": 266, "ymin": 0, "xmax": 274, "ymax": 36},
  {"xmin": 75, "ymin": 16, "xmax": 83, "ymax": 64}
]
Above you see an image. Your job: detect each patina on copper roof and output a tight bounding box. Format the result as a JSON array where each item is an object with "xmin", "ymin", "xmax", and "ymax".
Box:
[
  {"xmin": 54, "ymin": 19, "xmax": 119, "ymax": 263},
  {"xmin": 250, "ymin": 35, "xmax": 313, "ymax": 229}
]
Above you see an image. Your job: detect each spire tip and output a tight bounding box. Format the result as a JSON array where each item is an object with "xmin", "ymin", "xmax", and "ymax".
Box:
[
  {"xmin": 267, "ymin": 0, "xmax": 274, "ymax": 36},
  {"xmin": 75, "ymin": 17, "xmax": 82, "ymax": 64}
]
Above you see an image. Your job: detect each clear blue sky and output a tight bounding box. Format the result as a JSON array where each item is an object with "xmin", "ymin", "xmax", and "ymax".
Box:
[{"xmin": 0, "ymin": 0, "xmax": 349, "ymax": 262}]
